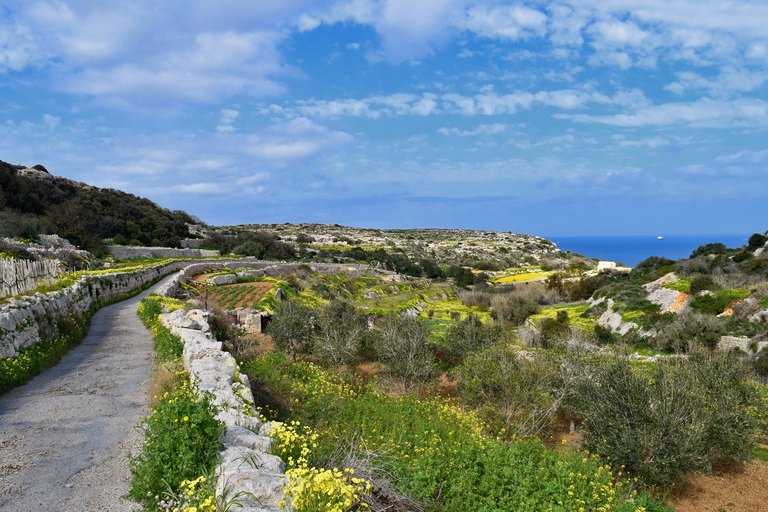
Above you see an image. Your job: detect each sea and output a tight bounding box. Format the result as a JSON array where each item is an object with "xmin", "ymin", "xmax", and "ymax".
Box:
[{"xmin": 546, "ymin": 234, "xmax": 753, "ymax": 268}]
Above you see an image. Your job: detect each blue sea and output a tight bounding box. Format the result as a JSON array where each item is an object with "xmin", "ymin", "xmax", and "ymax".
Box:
[{"xmin": 546, "ymin": 234, "xmax": 752, "ymax": 268}]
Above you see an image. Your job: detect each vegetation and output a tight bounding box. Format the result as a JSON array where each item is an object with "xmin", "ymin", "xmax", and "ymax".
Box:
[
  {"xmin": 0, "ymin": 160, "xmax": 196, "ymax": 255},
  {"xmin": 245, "ymin": 353, "xmax": 668, "ymax": 512},
  {"xmin": 131, "ymin": 295, "xmax": 223, "ymax": 511},
  {"xmin": 577, "ymin": 352, "xmax": 762, "ymax": 487}
]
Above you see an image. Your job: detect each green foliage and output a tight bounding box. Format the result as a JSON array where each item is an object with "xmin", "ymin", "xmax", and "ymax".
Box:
[
  {"xmin": 689, "ymin": 292, "xmax": 730, "ymax": 315},
  {"xmin": 0, "ymin": 310, "xmax": 89, "ymax": 394},
  {"xmin": 689, "ymin": 242, "xmax": 728, "ymax": 259},
  {"xmin": 442, "ymin": 314, "xmax": 503, "ymax": 364},
  {"xmin": 690, "ymin": 289, "xmax": 747, "ymax": 316},
  {"xmin": 312, "ymin": 299, "xmax": 369, "ymax": 369},
  {"xmin": 373, "ymin": 316, "xmax": 437, "ymax": 392},
  {"xmin": 243, "ymin": 354, "xmax": 667, "ymax": 512},
  {"xmin": 689, "ymin": 275, "xmax": 718, "ymax": 295},
  {"xmin": 576, "ymin": 352, "xmax": 760, "ymax": 488},
  {"xmin": 137, "ymin": 295, "xmax": 186, "ymax": 362},
  {"xmin": 491, "ymin": 294, "xmax": 540, "ymax": 325},
  {"xmin": 748, "ymin": 233, "xmax": 768, "ymax": 251},
  {"xmin": 129, "ymin": 383, "xmax": 222, "ymax": 510},
  {"xmin": 0, "ymin": 160, "xmax": 194, "ymax": 253},
  {"xmin": 267, "ymin": 298, "xmax": 317, "ymax": 360},
  {"xmin": 456, "ymin": 343, "xmax": 560, "ymax": 437},
  {"xmin": 655, "ymin": 310, "xmax": 724, "ymax": 352}
]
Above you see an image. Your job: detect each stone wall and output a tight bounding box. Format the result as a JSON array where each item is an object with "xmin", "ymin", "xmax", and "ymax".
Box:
[
  {"xmin": 106, "ymin": 245, "xmax": 221, "ymax": 259},
  {"xmin": 0, "ymin": 258, "xmax": 249, "ymax": 359},
  {"xmin": 159, "ymin": 304, "xmax": 286, "ymax": 511}
]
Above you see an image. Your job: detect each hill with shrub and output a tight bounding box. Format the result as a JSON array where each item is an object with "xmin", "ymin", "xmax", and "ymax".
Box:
[{"xmin": 0, "ymin": 160, "xmax": 196, "ymax": 256}]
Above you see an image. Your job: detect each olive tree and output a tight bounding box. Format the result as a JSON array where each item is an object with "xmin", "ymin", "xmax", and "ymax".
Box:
[
  {"xmin": 374, "ymin": 316, "xmax": 436, "ymax": 393},
  {"xmin": 267, "ymin": 299, "xmax": 315, "ymax": 360},
  {"xmin": 442, "ymin": 314, "xmax": 503, "ymax": 364},
  {"xmin": 313, "ymin": 299, "xmax": 369, "ymax": 370}
]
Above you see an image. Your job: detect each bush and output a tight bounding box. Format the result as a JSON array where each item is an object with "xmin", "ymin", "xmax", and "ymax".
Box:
[
  {"xmin": 442, "ymin": 314, "xmax": 503, "ymax": 364},
  {"xmin": 575, "ymin": 352, "xmax": 760, "ymax": 487},
  {"xmin": 654, "ymin": 310, "xmax": 724, "ymax": 352},
  {"xmin": 373, "ymin": 316, "xmax": 436, "ymax": 392},
  {"xmin": 490, "ymin": 294, "xmax": 540, "ymax": 325},
  {"xmin": 129, "ymin": 383, "xmax": 222, "ymax": 509},
  {"xmin": 689, "ymin": 275, "xmax": 719, "ymax": 295},
  {"xmin": 748, "ymin": 233, "xmax": 768, "ymax": 251},
  {"xmin": 313, "ymin": 299, "xmax": 369, "ymax": 370},
  {"xmin": 457, "ymin": 343, "xmax": 560, "ymax": 437},
  {"xmin": 268, "ymin": 299, "xmax": 316, "ymax": 360},
  {"xmin": 690, "ymin": 242, "xmax": 728, "ymax": 259},
  {"xmin": 689, "ymin": 292, "xmax": 730, "ymax": 316}
]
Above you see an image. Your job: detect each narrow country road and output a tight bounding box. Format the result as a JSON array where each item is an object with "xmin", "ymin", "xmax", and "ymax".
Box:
[{"xmin": 0, "ymin": 275, "xmax": 175, "ymax": 511}]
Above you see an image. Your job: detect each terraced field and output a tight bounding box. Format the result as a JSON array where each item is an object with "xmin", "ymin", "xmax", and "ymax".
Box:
[{"xmin": 205, "ymin": 282, "xmax": 274, "ymax": 310}]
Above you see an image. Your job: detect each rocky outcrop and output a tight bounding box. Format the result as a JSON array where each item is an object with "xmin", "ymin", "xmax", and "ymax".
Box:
[
  {"xmin": 597, "ymin": 299, "xmax": 639, "ymax": 336},
  {"xmin": 159, "ymin": 305, "xmax": 286, "ymax": 511},
  {"xmin": 643, "ymin": 273, "xmax": 691, "ymax": 313},
  {"xmin": 2, "ymin": 234, "xmax": 94, "ymax": 261}
]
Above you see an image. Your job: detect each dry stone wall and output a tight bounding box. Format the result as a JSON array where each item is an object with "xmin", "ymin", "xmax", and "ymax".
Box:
[
  {"xmin": 106, "ymin": 245, "xmax": 221, "ymax": 259},
  {"xmin": 0, "ymin": 258, "xmax": 249, "ymax": 359},
  {"xmin": 159, "ymin": 305, "xmax": 287, "ymax": 511}
]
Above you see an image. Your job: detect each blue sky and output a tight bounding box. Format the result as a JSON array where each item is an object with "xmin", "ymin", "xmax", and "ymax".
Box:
[{"xmin": 1, "ymin": 0, "xmax": 766, "ymax": 236}]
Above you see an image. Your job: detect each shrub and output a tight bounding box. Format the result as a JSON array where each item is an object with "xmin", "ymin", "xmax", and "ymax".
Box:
[
  {"xmin": 576, "ymin": 352, "xmax": 760, "ymax": 488},
  {"xmin": 689, "ymin": 275, "xmax": 719, "ymax": 296},
  {"xmin": 490, "ymin": 294, "xmax": 539, "ymax": 325},
  {"xmin": 313, "ymin": 299, "xmax": 369, "ymax": 370},
  {"xmin": 442, "ymin": 314, "xmax": 503, "ymax": 364},
  {"xmin": 654, "ymin": 310, "xmax": 724, "ymax": 352},
  {"xmin": 267, "ymin": 299, "xmax": 316, "ymax": 360},
  {"xmin": 748, "ymin": 233, "xmax": 768, "ymax": 251},
  {"xmin": 456, "ymin": 343, "xmax": 560, "ymax": 437},
  {"xmin": 373, "ymin": 316, "xmax": 436, "ymax": 392},
  {"xmin": 689, "ymin": 292, "xmax": 730, "ymax": 315},
  {"xmin": 690, "ymin": 242, "xmax": 728, "ymax": 259},
  {"xmin": 129, "ymin": 383, "xmax": 222, "ymax": 509}
]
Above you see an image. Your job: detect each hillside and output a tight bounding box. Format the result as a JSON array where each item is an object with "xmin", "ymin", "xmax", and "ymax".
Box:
[
  {"xmin": 0, "ymin": 160, "xmax": 197, "ymax": 255},
  {"xmin": 211, "ymin": 222, "xmax": 576, "ymax": 272}
]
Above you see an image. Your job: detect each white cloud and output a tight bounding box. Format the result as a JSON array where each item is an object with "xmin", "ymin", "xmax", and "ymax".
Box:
[
  {"xmin": 559, "ymin": 97, "xmax": 768, "ymax": 128},
  {"xmin": 43, "ymin": 114, "xmax": 60, "ymax": 132},
  {"xmin": 0, "ymin": 22, "xmax": 41, "ymax": 72},
  {"xmin": 216, "ymin": 109, "xmax": 240, "ymax": 133},
  {"xmin": 246, "ymin": 117, "xmax": 354, "ymax": 160},
  {"xmin": 438, "ymin": 123, "xmax": 508, "ymax": 136},
  {"xmin": 460, "ymin": 5, "xmax": 547, "ymax": 41},
  {"xmin": 346, "ymin": 42, "xmax": 360, "ymax": 50}
]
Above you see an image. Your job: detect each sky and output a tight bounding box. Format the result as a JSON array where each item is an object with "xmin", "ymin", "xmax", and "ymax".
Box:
[{"xmin": 0, "ymin": 0, "xmax": 766, "ymax": 237}]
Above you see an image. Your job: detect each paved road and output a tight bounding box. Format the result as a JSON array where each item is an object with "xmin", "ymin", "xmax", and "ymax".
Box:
[{"xmin": 0, "ymin": 276, "xmax": 173, "ymax": 511}]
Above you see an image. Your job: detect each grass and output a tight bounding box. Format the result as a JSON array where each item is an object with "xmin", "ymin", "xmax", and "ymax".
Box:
[
  {"xmin": 131, "ymin": 295, "xmax": 223, "ymax": 511},
  {"xmin": 245, "ymin": 353, "xmax": 669, "ymax": 512},
  {"xmin": 492, "ymin": 271, "xmax": 549, "ymax": 284},
  {"xmin": 528, "ymin": 302, "xmax": 596, "ymax": 330}
]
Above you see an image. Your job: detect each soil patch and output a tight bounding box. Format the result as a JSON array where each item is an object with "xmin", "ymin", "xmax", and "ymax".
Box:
[{"xmin": 669, "ymin": 460, "xmax": 768, "ymax": 512}]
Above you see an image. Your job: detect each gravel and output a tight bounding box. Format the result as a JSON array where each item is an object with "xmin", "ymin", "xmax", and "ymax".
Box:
[{"xmin": 0, "ymin": 276, "xmax": 176, "ymax": 511}]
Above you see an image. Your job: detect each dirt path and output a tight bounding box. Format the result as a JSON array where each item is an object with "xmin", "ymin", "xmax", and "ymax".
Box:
[{"xmin": 0, "ymin": 275, "xmax": 175, "ymax": 511}]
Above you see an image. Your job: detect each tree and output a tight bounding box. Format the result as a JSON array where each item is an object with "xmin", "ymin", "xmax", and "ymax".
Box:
[
  {"xmin": 748, "ymin": 232, "xmax": 768, "ymax": 251},
  {"xmin": 374, "ymin": 316, "xmax": 436, "ymax": 393},
  {"xmin": 442, "ymin": 314, "xmax": 503, "ymax": 364},
  {"xmin": 456, "ymin": 343, "xmax": 559, "ymax": 437},
  {"xmin": 575, "ymin": 352, "xmax": 760, "ymax": 487},
  {"xmin": 267, "ymin": 299, "xmax": 315, "ymax": 360},
  {"xmin": 490, "ymin": 294, "xmax": 540, "ymax": 325},
  {"xmin": 313, "ymin": 299, "xmax": 369, "ymax": 370}
]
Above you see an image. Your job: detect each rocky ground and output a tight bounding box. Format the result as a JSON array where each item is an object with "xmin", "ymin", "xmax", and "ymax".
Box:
[{"xmin": 0, "ymin": 276, "xmax": 175, "ymax": 511}]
